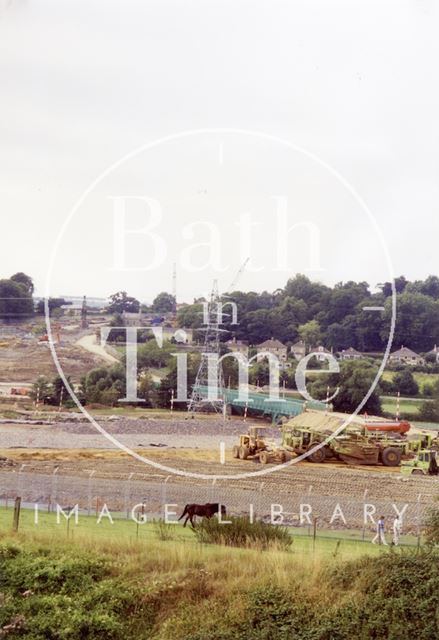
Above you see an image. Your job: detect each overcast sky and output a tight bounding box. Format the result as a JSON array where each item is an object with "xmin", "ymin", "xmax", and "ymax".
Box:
[{"xmin": 1, "ymin": 0, "xmax": 438, "ymax": 303}]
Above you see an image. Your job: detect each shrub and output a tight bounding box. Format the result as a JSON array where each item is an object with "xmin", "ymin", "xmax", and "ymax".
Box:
[
  {"xmin": 152, "ymin": 519, "xmax": 175, "ymax": 541},
  {"xmin": 192, "ymin": 516, "xmax": 292, "ymax": 551},
  {"xmin": 424, "ymin": 500, "xmax": 439, "ymax": 547},
  {"xmin": 0, "ymin": 544, "xmax": 155, "ymax": 639}
]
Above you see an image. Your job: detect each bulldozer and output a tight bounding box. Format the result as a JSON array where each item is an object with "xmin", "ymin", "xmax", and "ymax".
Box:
[
  {"xmin": 232, "ymin": 426, "xmax": 288, "ymax": 464},
  {"xmin": 400, "ymin": 449, "xmax": 439, "ymax": 476},
  {"xmin": 282, "ymin": 426, "xmax": 406, "ymax": 466}
]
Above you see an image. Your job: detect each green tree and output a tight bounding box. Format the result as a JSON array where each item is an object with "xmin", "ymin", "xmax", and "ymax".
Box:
[
  {"xmin": 51, "ymin": 375, "xmax": 72, "ymax": 406},
  {"xmin": 152, "ymin": 291, "xmax": 175, "ymax": 313},
  {"xmin": 30, "ymin": 376, "xmax": 51, "ymax": 403},
  {"xmin": 308, "ymin": 360, "xmax": 382, "ymax": 414},
  {"xmin": 137, "ymin": 339, "xmax": 174, "ymax": 369},
  {"xmin": 138, "ymin": 370, "xmax": 157, "ymax": 406},
  {"xmin": 392, "ymin": 369, "xmax": 419, "ymax": 396},
  {"xmin": 407, "ymin": 275, "xmax": 439, "ymax": 299},
  {"xmin": 298, "ymin": 320, "xmax": 321, "ymax": 349},
  {"xmin": 107, "ymin": 291, "xmax": 140, "ymax": 314},
  {"xmin": 36, "ymin": 297, "xmax": 69, "ymax": 315},
  {"xmin": 157, "ymin": 354, "xmax": 200, "ymax": 408},
  {"xmin": 245, "ymin": 309, "xmax": 271, "ymax": 344},
  {"xmin": 177, "ymin": 303, "xmax": 202, "ymax": 327},
  {"xmin": 82, "ymin": 364, "xmax": 126, "ymax": 405},
  {"xmin": 382, "ymin": 292, "xmax": 439, "ymax": 352},
  {"xmin": 268, "ymin": 297, "xmax": 308, "ymax": 343},
  {"xmin": 10, "ymin": 272, "xmax": 34, "ymax": 295},
  {"xmin": 0, "ymin": 279, "xmax": 34, "ymax": 321}
]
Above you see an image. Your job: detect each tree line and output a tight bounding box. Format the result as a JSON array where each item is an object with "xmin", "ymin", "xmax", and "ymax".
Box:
[{"xmin": 178, "ymin": 274, "xmax": 439, "ymax": 353}]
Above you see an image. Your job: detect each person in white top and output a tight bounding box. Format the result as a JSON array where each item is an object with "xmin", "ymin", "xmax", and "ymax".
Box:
[
  {"xmin": 372, "ymin": 516, "xmax": 388, "ymax": 545},
  {"xmin": 392, "ymin": 515, "xmax": 402, "ymax": 546}
]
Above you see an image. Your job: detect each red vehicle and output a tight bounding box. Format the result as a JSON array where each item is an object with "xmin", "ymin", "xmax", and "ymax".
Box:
[
  {"xmin": 363, "ymin": 420, "xmax": 411, "ymax": 435},
  {"xmin": 10, "ymin": 387, "xmax": 30, "ymax": 397}
]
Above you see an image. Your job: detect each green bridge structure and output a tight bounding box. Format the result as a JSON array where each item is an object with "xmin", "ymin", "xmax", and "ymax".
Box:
[{"xmin": 193, "ymin": 385, "xmax": 325, "ymax": 423}]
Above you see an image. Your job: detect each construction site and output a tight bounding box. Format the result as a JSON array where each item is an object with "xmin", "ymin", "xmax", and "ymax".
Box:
[{"xmin": 0, "ymin": 282, "xmax": 437, "ymax": 542}]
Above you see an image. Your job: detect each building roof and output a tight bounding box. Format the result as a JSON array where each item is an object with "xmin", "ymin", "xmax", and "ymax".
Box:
[
  {"xmin": 291, "ymin": 340, "xmax": 306, "ymax": 349},
  {"xmin": 341, "ymin": 347, "xmax": 363, "ymax": 356},
  {"xmin": 258, "ymin": 338, "xmax": 287, "ymax": 349},
  {"xmin": 390, "ymin": 346, "xmax": 423, "ymax": 359},
  {"xmin": 226, "ymin": 339, "xmax": 248, "ymax": 346},
  {"xmin": 313, "ymin": 345, "xmax": 331, "ymax": 354}
]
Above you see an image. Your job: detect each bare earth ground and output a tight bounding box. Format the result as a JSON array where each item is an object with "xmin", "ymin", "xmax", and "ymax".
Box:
[
  {"xmin": 0, "ymin": 334, "xmax": 104, "ymax": 383},
  {"xmin": 1, "ymin": 416, "xmax": 438, "ymax": 531}
]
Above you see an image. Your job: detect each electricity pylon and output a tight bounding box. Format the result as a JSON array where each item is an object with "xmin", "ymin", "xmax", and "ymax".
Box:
[{"xmin": 188, "ymin": 280, "xmax": 228, "ymax": 413}]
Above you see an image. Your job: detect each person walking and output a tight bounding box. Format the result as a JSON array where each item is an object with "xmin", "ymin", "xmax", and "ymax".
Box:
[
  {"xmin": 372, "ymin": 515, "xmax": 388, "ymax": 545},
  {"xmin": 392, "ymin": 514, "xmax": 402, "ymax": 546}
]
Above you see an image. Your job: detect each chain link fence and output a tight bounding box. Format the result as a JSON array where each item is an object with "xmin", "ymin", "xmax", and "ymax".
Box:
[{"xmin": 1, "ymin": 466, "xmax": 437, "ymax": 543}]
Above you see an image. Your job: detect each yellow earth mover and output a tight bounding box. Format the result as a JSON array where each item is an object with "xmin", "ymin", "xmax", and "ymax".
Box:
[{"xmin": 232, "ymin": 426, "xmax": 288, "ymax": 464}]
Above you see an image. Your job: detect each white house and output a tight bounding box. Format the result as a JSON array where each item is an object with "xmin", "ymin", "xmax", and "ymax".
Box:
[
  {"xmin": 310, "ymin": 345, "xmax": 333, "ymax": 362},
  {"xmin": 339, "ymin": 347, "xmax": 363, "ymax": 361},
  {"xmin": 257, "ymin": 338, "xmax": 288, "ymax": 362},
  {"xmin": 427, "ymin": 345, "xmax": 439, "ymax": 363},
  {"xmin": 291, "ymin": 340, "xmax": 306, "ymax": 361},
  {"xmin": 389, "ymin": 346, "xmax": 425, "ymax": 366},
  {"xmin": 225, "ymin": 337, "xmax": 249, "ymax": 356}
]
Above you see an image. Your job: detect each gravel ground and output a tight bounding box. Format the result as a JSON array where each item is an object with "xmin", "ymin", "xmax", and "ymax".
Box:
[{"xmin": 0, "ymin": 417, "xmax": 280, "ymax": 450}]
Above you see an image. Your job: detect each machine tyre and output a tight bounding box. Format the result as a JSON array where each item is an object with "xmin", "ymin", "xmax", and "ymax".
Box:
[
  {"xmin": 239, "ymin": 446, "xmax": 249, "ymax": 460},
  {"xmin": 232, "ymin": 445, "xmax": 240, "ymax": 459},
  {"xmin": 308, "ymin": 445, "xmax": 326, "ymax": 463},
  {"xmin": 381, "ymin": 447, "xmax": 402, "ymax": 467}
]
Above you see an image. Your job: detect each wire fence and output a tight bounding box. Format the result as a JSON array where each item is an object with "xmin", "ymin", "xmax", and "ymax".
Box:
[{"xmin": 1, "ymin": 466, "xmax": 437, "ymax": 545}]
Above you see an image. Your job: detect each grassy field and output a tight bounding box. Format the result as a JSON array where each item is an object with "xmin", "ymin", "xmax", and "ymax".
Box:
[
  {"xmin": 381, "ymin": 397, "xmax": 425, "ymax": 415},
  {"xmin": 0, "ymin": 506, "xmax": 419, "ymax": 557},
  {"xmin": 381, "ymin": 370, "xmax": 439, "ymax": 389},
  {"xmin": 0, "ymin": 506, "xmax": 437, "ymax": 640}
]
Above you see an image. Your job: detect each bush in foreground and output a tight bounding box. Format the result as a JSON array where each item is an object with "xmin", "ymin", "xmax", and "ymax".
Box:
[
  {"xmin": 0, "ymin": 544, "xmax": 156, "ymax": 639},
  {"xmin": 1, "ymin": 538, "xmax": 438, "ymax": 639},
  {"xmin": 192, "ymin": 516, "xmax": 292, "ymax": 551}
]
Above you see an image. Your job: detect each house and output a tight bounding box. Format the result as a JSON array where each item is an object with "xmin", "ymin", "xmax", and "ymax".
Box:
[
  {"xmin": 225, "ymin": 337, "xmax": 249, "ymax": 356},
  {"xmin": 122, "ymin": 310, "xmax": 142, "ymax": 326},
  {"xmin": 291, "ymin": 340, "xmax": 306, "ymax": 361},
  {"xmin": 60, "ymin": 303, "xmax": 82, "ymax": 316},
  {"xmin": 389, "ymin": 346, "xmax": 425, "ymax": 366},
  {"xmin": 339, "ymin": 347, "xmax": 363, "ymax": 361},
  {"xmin": 310, "ymin": 345, "xmax": 333, "ymax": 362},
  {"xmin": 257, "ymin": 338, "xmax": 288, "ymax": 362},
  {"xmin": 427, "ymin": 345, "xmax": 439, "ymax": 363}
]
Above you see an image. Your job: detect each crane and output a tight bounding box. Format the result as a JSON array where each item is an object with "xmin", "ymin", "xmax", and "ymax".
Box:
[{"xmin": 226, "ymin": 257, "xmax": 249, "ymax": 294}]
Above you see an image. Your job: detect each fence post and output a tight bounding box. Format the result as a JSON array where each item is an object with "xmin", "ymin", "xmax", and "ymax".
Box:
[
  {"xmin": 87, "ymin": 470, "xmax": 96, "ymax": 516},
  {"xmin": 416, "ymin": 493, "xmax": 422, "ymax": 551},
  {"xmin": 362, "ymin": 489, "xmax": 368, "ymax": 542},
  {"xmin": 125, "ymin": 473, "xmax": 134, "ymax": 518},
  {"xmin": 51, "ymin": 467, "xmax": 59, "ymax": 512},
  {"xmin": 313, "ymin": 517, "xmax": 318, "ymax": 553},
  {"xmin": 210, "ymin": 478, "xmax": 217, "ymax": 502},
  {"xmin": 12, "ymin": 497, "xmax": 21, "ymax": 532},
  {"xmin": 161, "ymin": 476, "xmax": 171, "ymax": 513},
  {"xmin": 17, "ymin": 463, "xmax": 27, "ymax": 499},
  {"xmin": 307, "ymin": 485, "xmax": 313, "ymax": 536}
]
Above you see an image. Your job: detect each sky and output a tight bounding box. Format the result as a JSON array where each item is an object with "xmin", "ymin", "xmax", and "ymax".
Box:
[{"xmin": 1, "ymin": 0, "xmax": 438, "ymax": 303}]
